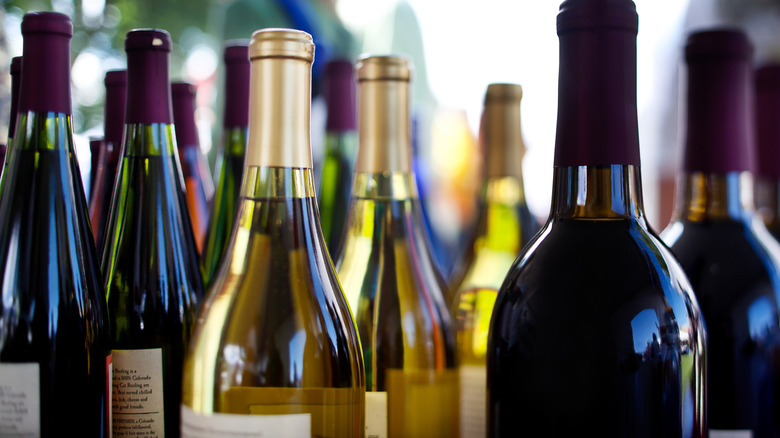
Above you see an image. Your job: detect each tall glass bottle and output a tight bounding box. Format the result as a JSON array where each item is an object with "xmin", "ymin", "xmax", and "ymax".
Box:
[
  {"xmin": 448, "ymin": 83, "xmax": 539, "ymax": 438},
  {"xmin": 202, "ymin": 40, "xmax": 249, "ymax": 287},
  {"xmin": 0, "ymin": 12, "xmax": 109, "ymax": 437},
  {"xmin": 755, "ymin": 63, "xmax": 780, "ymax": 240},
  {"xmin": 89, "ymin": 69, "xmax": 126, "ymax": 252},
  {"xmin": 181, "ymin": 29, "xmax": 365, "ymax": 438},
  {"xmin": 336, "ymin": 55, "xmax": 458, "ymax": 438},
  {"xmin": 487, "ymin": 1, "xmax": 707, "ymax": 436},
  {"xmin": 317, "ymin": 59, "xmax": 357, "ymax": 260},
  {"xmin": 172, "ymin": 81, "xmax": 213, "ymax": 254},
  {"xmin": 1, "ymin": 56, "xmax": 22, "ymax": 183},
  {"xmin": 102, "ymin": 28, "xmax": 204, "ymax": 438},
  {"xmin": 661, "ymin": 29, "xmax": 780, "ymax": 437}
]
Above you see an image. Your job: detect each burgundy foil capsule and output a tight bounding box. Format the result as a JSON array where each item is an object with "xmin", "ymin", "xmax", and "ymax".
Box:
[
  {"xmin": 755, "ymin": 64, "xmax": 780, "ymax": 179},
  {"xmin": 20, "ymin": 12, "xmax": 73, "ymax": 115},
  {"xmin": 171, "ymin": 83, "xmax": 199, "ymax": 148},
  {"xmin": 125, "ymin": 29, "xmax": 172, "ymax": 124},
  {"xmin": 323, "ymin": 59, "xmax": 356, "ymax": 133},
  {"xmin": 104, "ymin": 70, "xmax": 127, "ymax": 148},
  {"xmin": 683, "ymin": 29, "xmax": 755, "ymax": 174},
  {"xmin": 8, "ymin": 56, "xmax": 22, "ymax": 140},
  {"xmin": 223, "ymin": 40, "xmax": 250, "ymax": 129},
  {"xmin": 554, "ymin": 0, "xmax": 640, "ymax": 167}
]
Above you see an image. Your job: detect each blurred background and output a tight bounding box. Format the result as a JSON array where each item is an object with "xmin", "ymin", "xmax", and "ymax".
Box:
[{"xmin": 1, "ymin": 0, "xmax": 780, "ymax": 274}]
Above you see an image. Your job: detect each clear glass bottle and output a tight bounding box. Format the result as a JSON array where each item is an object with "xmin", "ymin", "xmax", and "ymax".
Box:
[
  {"xmin": 662, "ymin": 29, "xmax": 780, "ymax": 437},
  {"xmin": 202, "ymin": 40, "xmax": 249, "ymax": 287},
  {"xmin": 488, "ymin": 1, "xmax": 707, "ymax": 436},
  {"xmin": 101, "ymin": 28, "xmax": 204, "ymax": 438},
  {"xmin": 181, "ymin": 29, "xmax": 365, "ymax": 438},
  {"xmin": 336, "ymin": 55, "xmax": 458, "ymax": 438},
  {"xmin": 0, "ymin": 12, "xmax": 109, "ymax": 437},
  {"xmin": 449, "ymin": 83, "xmax": 539, "ymax": 438}
]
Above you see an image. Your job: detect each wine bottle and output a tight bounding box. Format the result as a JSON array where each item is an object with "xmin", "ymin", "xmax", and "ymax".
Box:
[
  {"xmin": 0, "ymin": 56, "xmax": 22, "ymax": 183},
  {"xmin": 0, "ymin": 11, "xmax": 109, "ymax": 437},
  {"xmin": 316, "ymin": 59, "xmax": 357, "ymax": 260},
  {"xmin": 89, "ymin": 69, "xmax": 126, "ymax": 252},
  {"xmin": 172, "ymin": 81, "xmax": 214, "ymax": 255},
  {"xmin": 449, "ymin": 83, "xmax": 539, "ymax": 438},
  {"xmin": 181, "ymin": 29, "xmax": 365, "ymax": 438},
  {"xmin": 487, "ymin": 1, "xmax": 707, "ymax": 436},
  {"xmin": 661, "ymin": 29, "xmax": 780, "ymax": 437},
  {"xmin": 755, "ymin": 63, "xmax": 780, "ymax": 239},
  {"xmin": 202, "ymin": 40, "xmax": 249, "ymax": 287},
  {"xmin": 336, "ymin": 55, "xmax": 458, "ymax": 438},
  {"xmin": 102, "ymin": 28, "xmax": 204, "ymax": 438}
]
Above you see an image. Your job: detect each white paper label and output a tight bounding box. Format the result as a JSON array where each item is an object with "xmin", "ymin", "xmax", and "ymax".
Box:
[
  {"xmin": 366, "ymin": 391, "xmax": 387, "ymax": 438},
  {"xmin": 459, "ymin": 365, "xmax": 486, "ymax": 438},
  {"xmin": 112, "ymin": 348, "xmax": 164, "ymax": 438},
  {"xmin": 0, "ymin": 363, "xmax": 40, "ymax": 437},
  {"xmin": 710, "ymin": 431, "xmax": 753, "ymax": 438},
  {"xmin": 180, "ymin": 404, "xmax": 311, "ymax": 437}
]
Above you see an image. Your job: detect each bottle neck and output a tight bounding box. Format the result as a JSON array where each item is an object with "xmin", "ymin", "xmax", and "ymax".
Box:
[
  {"xmin": 756, "ymin": 176, "xmax": 780, "ymax": 229},
  {"xmin": 122, "ymin": 123, "xmax": 176, "ymax": 157},
  {"xmin": 14, "ymin": 111, "xmax": 74, "ymax": 152},
  {"xmin": 245, "ymin": 56, "xmax": 312, "ymax": 169},
  {"xmin": 125, "ymin": 49, "xmax": 172, "ymax": 124},
  {"xmin": 551, "ymin": 165, "xmax": 645, "ymax": 220},
  {"xmin": 222, "ymin": 126, "xmax": 248, "ymax": 157},
  {"xmin": 671, "ymin": 172, "xmax": 753, "ymax": 222}
]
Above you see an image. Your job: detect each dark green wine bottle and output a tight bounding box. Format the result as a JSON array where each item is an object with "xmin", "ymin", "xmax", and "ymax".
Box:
[
  {"xmin": 0, "ymin": 12, "xmax": 109, "ymax": 437},
  {"xmin": 202, "ymin": 40, "xmax": 249, "ymax": 286},
  {"xmin": 101, "ymin": 28, "xmax": 204, "ymax": 438}
]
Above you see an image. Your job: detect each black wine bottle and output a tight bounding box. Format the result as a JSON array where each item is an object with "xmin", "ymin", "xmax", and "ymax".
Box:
[
  {"xmin": 487, "ymin": 1, "xmax": 707, "ymax": 436},
  {"xmin": 662, "ymin": 29, "xmax": 780, "ymax": 437},
  {"xmin": 0, "ymin": 11, "xmax": 109, "ymax": 437},
  {"xmin": 101, "ymin": 28, "xmax": 204, "ymax": 438}
]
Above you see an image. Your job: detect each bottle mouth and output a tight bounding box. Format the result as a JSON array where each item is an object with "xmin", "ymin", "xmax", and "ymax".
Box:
[
  {"xmin": 125, "ymin": 29, "xmax": 172, "ymax": 52},
  {"xmin": 484, "ymin": 83, "xmax": 523, "ymax": 104},
  {"xmin": 249, "ymin": 29, "xmax": 314, "ymax": 62},
  {"xmin": 685, "ymin": 28, "xmax": 753, "ymax": 62},
  {"xmin": 21, "ymin": 11, "xmax": 73, "ymax": 37},
  {"xmin": 224, "ymin": 40, "xmax": 250, "ymax": 63},
  {"xmin": 105, "ymin": 69, "xmax": 127, "ymax": 86},
  {"xmin": 356, "ymin": 55, "xmax": 412, "ymax": 82},
  {"xmin": 557, "ymin": 0, "xmax": 638, "ymax": 34}
]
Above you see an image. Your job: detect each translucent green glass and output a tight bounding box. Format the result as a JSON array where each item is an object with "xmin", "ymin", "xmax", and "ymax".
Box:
[
  {"xmin": 202, "ymin": 126, "xmax": 247, "ymax": 287},
  {"xmin": 317, "ymin": 130, "xmax": 357, "ymax": 260},
  {"xmin": 102, "ymin": 122, "xmax": 204, "ymax": 437}
]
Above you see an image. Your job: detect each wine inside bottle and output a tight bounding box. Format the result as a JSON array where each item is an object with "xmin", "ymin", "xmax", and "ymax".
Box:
[
  {"xmin": 102, "ymin": 28, "xmax": 204, "ymax": 438},
  {"xmin": 487, "ymin": 1, "xmax": 707, "ymax": 436},
  {"xmin": 662, "ymin": 29, "xmax": 780, "ymax": 437},
  {"xmin": 336, "ymin": 55, "xmax": 458, "ymax": 438},
  {"xmin": 181, "ymin": 29, "xmax": 365, "ymax": 438},
  {"xmin": 0, "ymin": 11, "xmax": 109, "ymax": 437},
  {"xmin": 449, "ymin": 83, "xmax": 539, "ymax": 438},
  {"xmin": 202, "ymin": 40, "xmax": 250, "ymax": 287}
]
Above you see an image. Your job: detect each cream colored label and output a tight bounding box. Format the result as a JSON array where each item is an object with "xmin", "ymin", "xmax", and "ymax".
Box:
[
  {"xmin": 710, "ymin": 431, "xmax": 753, "ymax": 438},
  {"xmin": 365, "ymin": 391, "xmax": 387, "ymax": 438},
  {"xmin": 459, "ymin": 365, "xmax": 486, "ymax": 438},
  {"xmin": 112, "ymin": 348, "xmax": 164, "ymax": 438},
  {"xmin": 180, "ymin": 405, "xmax": 310, "ymax": 438},
  {"xmin": 0, "ymin": 363, "xmax": 40, "ymax": 437}
]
